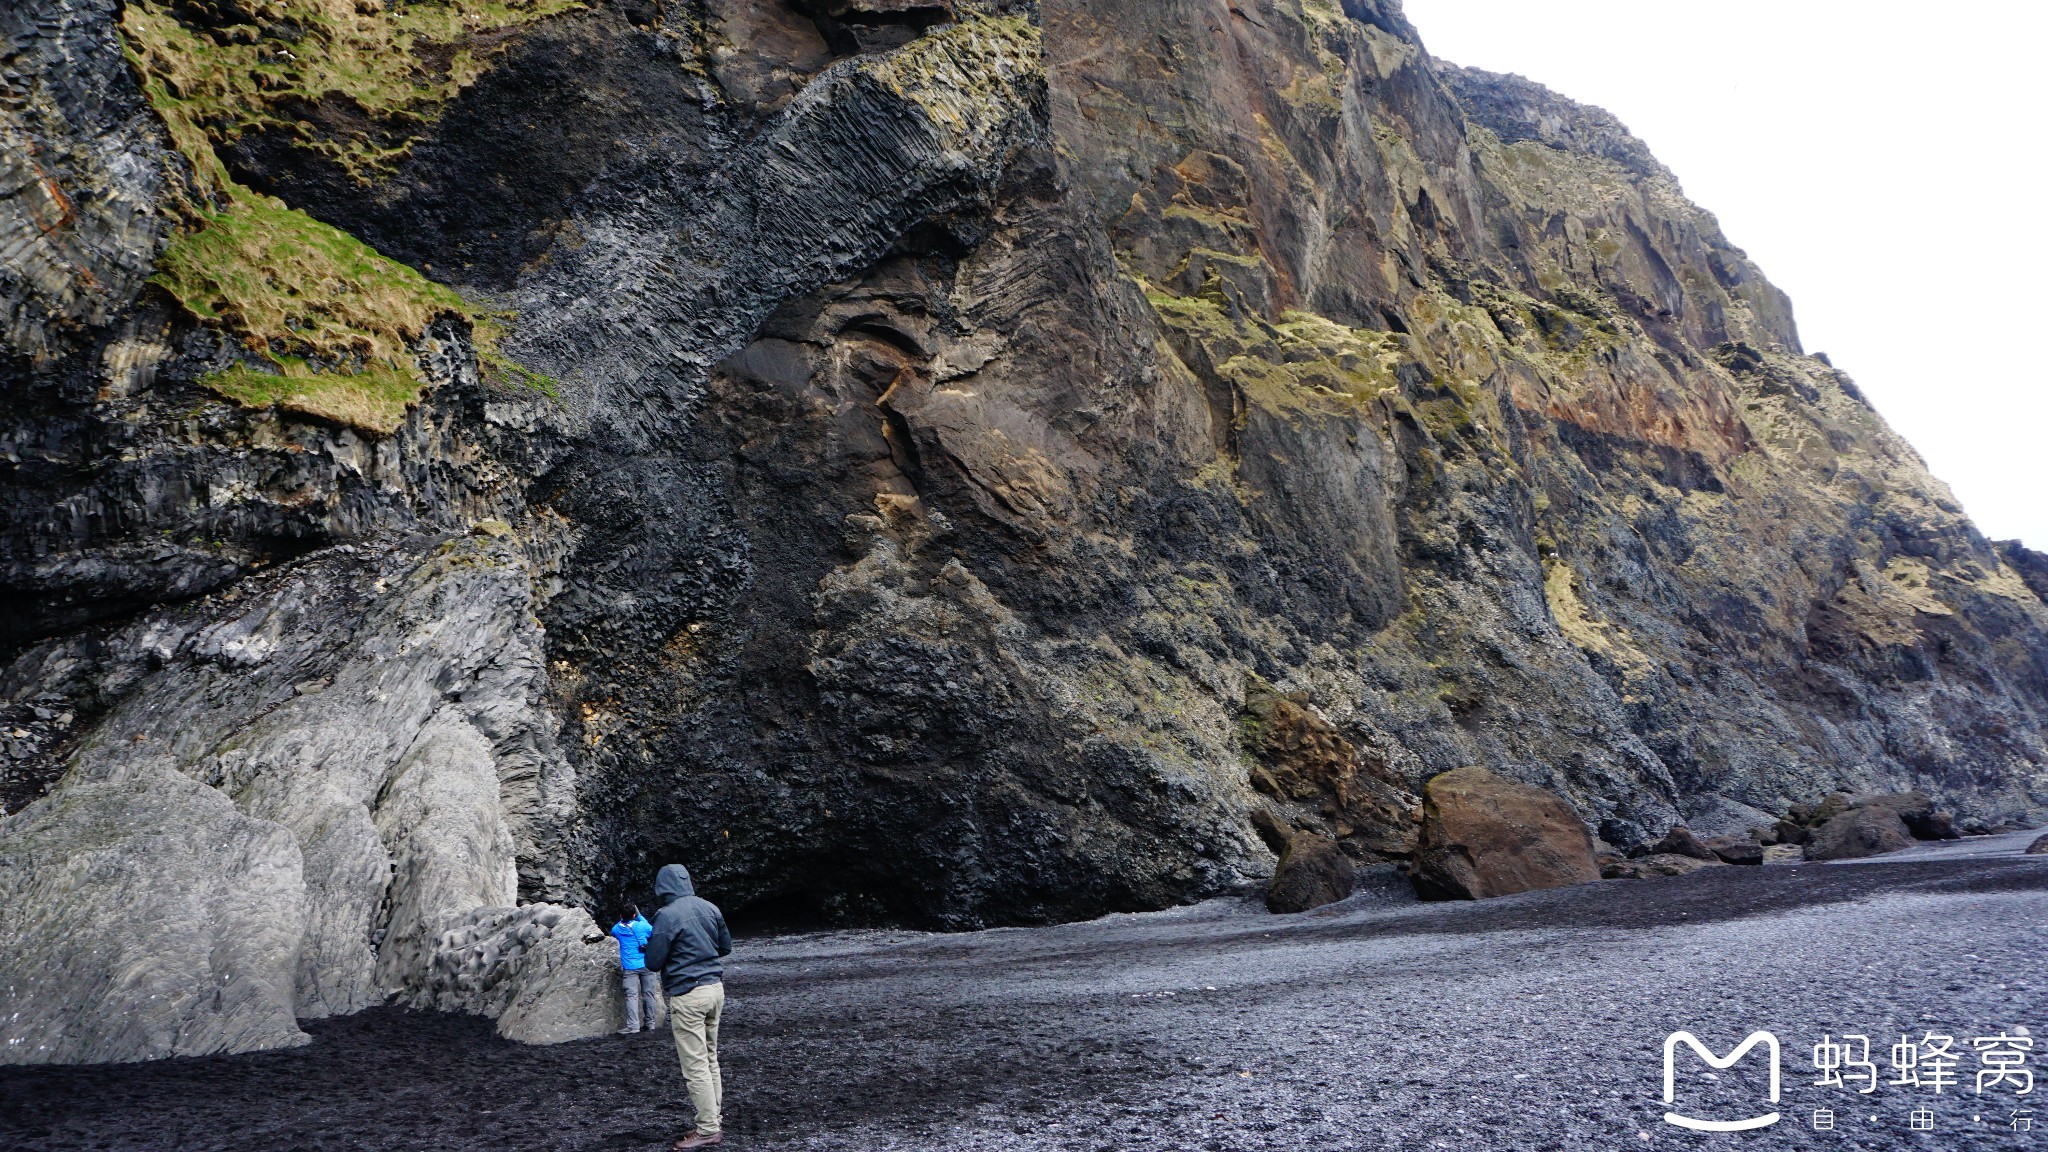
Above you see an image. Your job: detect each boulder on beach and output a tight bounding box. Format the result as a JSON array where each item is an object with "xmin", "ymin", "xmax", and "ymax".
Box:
[
  {"xmin": 1702, "ymin": 835, "xmax": 1764, "ymax": 865},
  {"xmin": 1649, "ymin": 827, "xmax": 1720, "ymax": 861},
  {"xmin": 0, "ymin": 764, "xmax": 310, "ymax": 1065},
  {"xmin": 2026, "ymin": 834, "xmax": 2048, "ymax": 855},
  {"xmin": 1799, "ymin": 792, "xmax": 1966, "ymax": 860},
  {"xmin": 1805, "ymin": 804, "xmax": 1915, "ymax": 861},
  {"xmin": 1266, "ymin": 830, "xmax": 1357, "ymax": 913},
  {"xmin": 1770, "ymin": 819, "xmax": 1812, "ymax": 846},
  {"xmin": 1411, "ymin": 767, "xmax": 1600, "ymax": 900},
  {"xmin": 1602, "ymin": 853, "xmax": 1724, "ymax": 880},
  {"xmin": 410, "ymin": 905, "xmax": 624, "ymax": 1044},
  {"xmin": 1804, "ymin": 793, "xmax": 1852, "ymax": 826},
  {"xmin": 1848, "ymin": 792, "xmax": 1960, "ymax": 841},
  {"xmin": 1914, "ymin": 811, "xmax": 1959, "ymax": 840}
]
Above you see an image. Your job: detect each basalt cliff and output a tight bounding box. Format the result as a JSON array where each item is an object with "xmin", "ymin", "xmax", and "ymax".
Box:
[{"xmin": 5, "ymin": 0, "xmax": 2046, "ymax": 1063}]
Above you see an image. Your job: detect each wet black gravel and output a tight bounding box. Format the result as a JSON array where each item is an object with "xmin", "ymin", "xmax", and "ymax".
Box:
[{"xmin": 4, "ymin": 833, "xmax": 2045, "ymax": 1151}]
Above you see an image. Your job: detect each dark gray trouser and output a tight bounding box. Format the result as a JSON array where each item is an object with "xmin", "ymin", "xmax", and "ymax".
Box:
[{"xmin": 622, "ymin": 968, "xmax": 661, "ymax": 1030}]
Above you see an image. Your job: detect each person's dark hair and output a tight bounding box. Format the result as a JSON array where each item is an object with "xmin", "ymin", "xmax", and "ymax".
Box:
[{"xmin": 624, "ymin": 903, "xmax": 640, "ymax": 921}]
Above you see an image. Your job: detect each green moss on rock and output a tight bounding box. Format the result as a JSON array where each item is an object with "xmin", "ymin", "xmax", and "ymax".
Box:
[
  {"xmin": 120, "ymin": 0, "xmax": 581, "ymax": 185},
  {"xmin": 202, "ymin": 358, "xmax": 421, "ymax": 432},
  {"xmin": 122, "ymin": 0, "xmax": 561, "ymax": 432},
  {"xmin": 1143, "ymin": 279, "xmax": 1406, "ymax": 422},
  {"xmin": 867, "ymin": 15, "xmax": 1043, "ymax": 151},
  {"xmin": 151, "ymin": 183, "xmax": 548, "ymax": 432}
]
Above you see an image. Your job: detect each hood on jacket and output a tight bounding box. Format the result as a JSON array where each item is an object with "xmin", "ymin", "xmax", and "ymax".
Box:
[{"xmin": 655, "ymin": 863, "xmax": 696, "ymax": 905}]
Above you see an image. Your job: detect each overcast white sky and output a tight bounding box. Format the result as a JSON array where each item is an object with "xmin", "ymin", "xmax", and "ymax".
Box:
[{"xmin": 1401, "ymin": 0, "xmax": 2047, "ymax": 549}]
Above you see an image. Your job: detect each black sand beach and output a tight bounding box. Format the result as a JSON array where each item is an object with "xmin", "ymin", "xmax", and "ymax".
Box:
[{"xmin": 6, "ymin": 833, "xmax": 2045, "ymax": 1151}]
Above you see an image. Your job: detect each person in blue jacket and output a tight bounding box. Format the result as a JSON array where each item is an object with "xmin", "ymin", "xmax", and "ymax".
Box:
[{"xmin": 611, "ymin": 903, "xmax": 658, "ymax": 1034}]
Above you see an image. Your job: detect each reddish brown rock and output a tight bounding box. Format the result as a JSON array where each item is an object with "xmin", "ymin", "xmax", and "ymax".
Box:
[
  {"xmin": 1248, "ymin": 806, "xmax": 1293, "ymax": 855},
  {"xmin": 1650, "ymin": 827, "xmax": 1720, "ymax": 861},
  {"xmin": 1266, "ymin": 831, "xmax": 1356, "ymax": 914},
  {"xmin": 1411, "ymin": 768, "xmax": 1600, "ymax": 901},
  {"xmin": 2025, "ymin": 833, "xmax": 2048, "ymax": 855},
  {"xmin": 1848, "ymin": 792, "xmax": 1960, "ymax": 841},
  {"xmin": 1240, "ymin": 679, "xmax": 1418, "ymax": 859},
  {"xmin": 1804, "ymin": 805, "xmax": 1915, "ymax": 861}
]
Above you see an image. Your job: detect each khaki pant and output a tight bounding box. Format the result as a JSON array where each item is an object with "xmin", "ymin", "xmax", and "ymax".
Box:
[{"xmin": 668, "ymin": 982, "xmax": 724, "ymax": 1135}]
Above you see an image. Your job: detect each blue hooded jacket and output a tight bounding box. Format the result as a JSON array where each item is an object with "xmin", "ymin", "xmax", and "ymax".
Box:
[
  {"xmin": 643, "ymin": 864, "xmax": 731, "ymax": 996},
  {"xmin": 611, "ymin": 914, "xmax": 652, "ymax": 970}
]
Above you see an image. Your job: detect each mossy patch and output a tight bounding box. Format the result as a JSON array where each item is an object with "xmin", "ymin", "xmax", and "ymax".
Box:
[
  {"xmin": 155, "ymin": 186, "xmax": 463, "ymax": 365},
  {"xmin": 1543, "ymin": 556, "xmax": 1651, "ymax": 677},
  {"xmin": 121, "ymin": 0, "xmax": 561, "ymax": 432},
  {"xmin": 1142, "ymin": 280, "xmax": 1406, "ymax": 422},
  {"xmin": 120, "ymin": 0, "xmax": 581, "ymax": 186},
  {"xmin": 149, "ymin": 181, "xmax": 547, "ymax": 432},
  {"xmin": 1410, "ymin": 380, "xmax": 1480, "ymax": 443},
  {"xmin": 867, "ymin": 14, "xmax": 1043, "ymax": 147},
  {"xmin": 203, "ymin": 358, "xmax": 420, "ymax": 430}
]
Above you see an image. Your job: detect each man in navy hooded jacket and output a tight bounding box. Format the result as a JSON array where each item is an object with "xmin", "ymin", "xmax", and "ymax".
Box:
[{"xmin": 644, "ymin": 864, "xmax": 733, "ymax": 1148}]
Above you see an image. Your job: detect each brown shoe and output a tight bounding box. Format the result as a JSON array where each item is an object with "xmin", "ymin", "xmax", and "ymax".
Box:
[{"xmin": 675, "ymin": 1133, "xmax": 722, "ymax": 1149}]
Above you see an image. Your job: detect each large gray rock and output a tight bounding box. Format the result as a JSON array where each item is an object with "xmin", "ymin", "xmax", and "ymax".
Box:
[
  {"xmin": 0, "ymin": 535, "xmax": 609, "ymax": 1062},
  {"xmin": 370, "ymin": 709, "xmax": 522, "ymax": 999},
  {"xmin": 0, "ymin": 763, "xmax": 307, "ymax": 1064},
  {"xmin": 41, "ymin": 536, "xmax": 581, "ymax": 1022},
  {"xmin": 409, "ymin": 905, "xmax": 622, "ymax": 1043}
]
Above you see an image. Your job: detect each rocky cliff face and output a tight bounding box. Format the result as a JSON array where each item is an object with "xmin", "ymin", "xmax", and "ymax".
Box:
[{"xmin": 5, "ymin": 0, "xmax": 2046, "ymax": 1063}]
